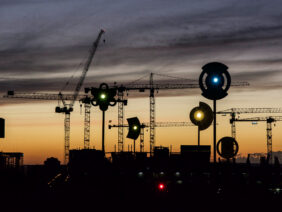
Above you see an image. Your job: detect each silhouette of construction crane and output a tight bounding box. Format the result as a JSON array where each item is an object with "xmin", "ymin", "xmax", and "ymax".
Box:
[
  {"xmin": 109, "ymin": 121, "xmax": 194, "ymax": 153},
  {"xmin": 114, "ymin": 75, "xmax": 248, "ymax": 156},
  {"xmin": 217, "ymin": 108, "xmax": 282, "ymax": 139},
  {"xmin": 114, "ymin": 74, "xmax": 201, "ymax": 156},
  {"xmin": 77, "ymin": 77, "xmax": 199, "ymax": 153},
  {"xmin": 230, "ymin": 115, "xmax": 282, "ymax": 162},
  {"xmin": 4, "ymin": 29, "xmax": 105, "ymax": 163}
]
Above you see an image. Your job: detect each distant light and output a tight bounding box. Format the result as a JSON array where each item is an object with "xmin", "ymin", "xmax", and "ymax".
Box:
[
  {"xmin": 133, "ymin": 125, "xmax": 138, "ymax": 130},
  {"xmin": 176, "ymin": 180, "xmax": 183, "ymax": 185},
  {"xmin": 175, "ymin": 172, "xmax": 181, "ymax": 177},
  {"xmin": 212, "ymin": 77, "xmax": 219, "ymax": 84},
  {"xmin": 137, "ymin": 171, "xmax": 144, "ymax": 178},
  {"xmin": 158, "ymin": 183, "xmax": 165, "ymax": 190}
]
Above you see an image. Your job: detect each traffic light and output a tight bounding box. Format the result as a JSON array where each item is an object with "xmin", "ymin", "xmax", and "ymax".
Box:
[
  {"xmin": 90, "ymin": 83, "xmax": 117, "ymax": 111},
  {"xmin": 194, "ymin": 110, "xmax": 204, "ymax": 121},
  {"xmin": 199, "ymin": 62, "xmax": 231, "ymax": 100},
  {"xmin": 158, "ymin": 183, "xmax": 165, "ymax": 190},
  {"xmin": 190, "ymin": 102, "xmax": 213, "ymax": 131},
  {"xmin": 212, "ymin": 76, "xmax": 219, "ymax": 84},
  {"xmin": 216, "ymin": 137, "xmax": 239, "ymax": 159},
  {"xmin": 156, "ymin": 182, "xmax": 168, "ymax": 192},
  {"xmin": 126, "ymin": 117, "xmax": 141, "ymax": 140},
  {"xmin": 199, "ymin": 62, "xmax": 231, "ymax": 163}
]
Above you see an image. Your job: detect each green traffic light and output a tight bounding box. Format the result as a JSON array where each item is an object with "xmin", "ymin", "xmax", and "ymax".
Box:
[
  {"xmin": 100, "ymin": 93, "xmax": 107, "ymax": 100},
  {"xmin": 133, "ymin": 125, "xmax": 138, "ymax": 131}
]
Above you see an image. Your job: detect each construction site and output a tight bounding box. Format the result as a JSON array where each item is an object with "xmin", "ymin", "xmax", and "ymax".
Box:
[{"xmin": 0, "ymin": 27, "xmax": 281, "ymax": 211}]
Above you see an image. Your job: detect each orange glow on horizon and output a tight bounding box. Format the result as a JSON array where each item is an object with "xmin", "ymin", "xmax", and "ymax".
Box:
[{"xmin": 1, "ymin": 90, "xmax": 282, "ymax": 164}]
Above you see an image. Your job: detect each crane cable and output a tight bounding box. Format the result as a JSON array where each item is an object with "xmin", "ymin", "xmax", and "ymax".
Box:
[
  {"xmin": 124, "ymin": 73, "xmax": 149, "ymax": 86},
  {"xmin": 153, "ymin": 72, "xmax": 197, "ymax": 82},
  {"xmin": 59, "ymin": 54, "xmax": 89, "ymax": 93}
]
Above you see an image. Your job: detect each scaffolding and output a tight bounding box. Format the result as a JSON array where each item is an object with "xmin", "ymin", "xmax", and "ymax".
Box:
[{"xmin": 0, "ymin": 152, "xmax": 23, "ymax": 169}]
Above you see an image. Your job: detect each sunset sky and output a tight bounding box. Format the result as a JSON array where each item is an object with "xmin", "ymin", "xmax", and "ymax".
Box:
[{"xmin": 1, "ymin": 0, "xmax": 282, "ymax": 164}]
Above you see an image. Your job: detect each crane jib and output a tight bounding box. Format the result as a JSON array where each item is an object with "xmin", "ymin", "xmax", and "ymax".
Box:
[{"xmin": 70, "ymin": 29, "xmax": 105, "ymax": 107}]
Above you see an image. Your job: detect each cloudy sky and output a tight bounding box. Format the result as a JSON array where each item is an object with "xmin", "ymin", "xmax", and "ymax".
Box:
[
  {"xmin": 1, "ymin": 0, "xmax": 282, "ymax": 91},
  {"xmin": 1, "ymin": 0, "xmax": 282, "ymax": 163}
]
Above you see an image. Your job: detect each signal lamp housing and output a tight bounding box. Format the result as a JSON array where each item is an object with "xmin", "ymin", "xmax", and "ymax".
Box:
[
  {"xmin": 90, "ymin": 83, "xmax": 117, "ymax": 111},
  {"xmin": 190, "ymin": 102, "xmax": 213, "ymax": 131},
  {"xmin": 127, "ymin": 117, "xmax": 141, "ymax": 140},
  {"xmin": 199, "ymin": 62, "xmax": 231, "ymax": 100}
]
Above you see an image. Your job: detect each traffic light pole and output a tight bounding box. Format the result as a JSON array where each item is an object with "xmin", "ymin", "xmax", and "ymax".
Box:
[
  {"xmin": 198, "ymin": 127, "xmax": 200, "ymax": 146},
  {"xmin": 213, "ymin": 100, "xmax": 217, "ymax": 163},
  {"xmin": 102, "ymin": 110, "xmax": 105, "ymax": 153}
]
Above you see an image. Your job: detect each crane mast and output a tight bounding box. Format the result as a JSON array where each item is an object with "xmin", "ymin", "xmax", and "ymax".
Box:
[
  {"xmin": 117, "ymin": 86, "xmax": 126, "ymax": 152},
  {"xmin": 82, "ymin": 97, "xmax": 91, "ymax": 149},
  {"xmin": 149, "ymin": 73, "xmax": 155, "ymax": 157},
  {"xmin": 217, "ymin": 107, "xmax": 282, "ymax": 139},
  {"xmin": 231, "ymin": 116, "xmax": 282, "ymax": 163},
  {"xmin": 57, "ymin": 29, "xmax": 104, "ymax": 163}
]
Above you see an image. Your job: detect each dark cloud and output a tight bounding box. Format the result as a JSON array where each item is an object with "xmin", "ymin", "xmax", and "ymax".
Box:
[
  {"xmin": 232, "ymin": 70, "xmax": 282, "ymax": 81},
  {"xmin": 0, "ymin": 0, "xmax": 282, "ymax": 100}
]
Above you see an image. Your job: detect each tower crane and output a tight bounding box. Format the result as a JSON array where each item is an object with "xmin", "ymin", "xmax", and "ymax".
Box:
[
  {"xmin": 231, "ymin": 116, "xmax": 282, "ymax": 162},
  {"xmin": 217, "ymin": 108, "xmax": 282, "ymax": 139},
  {"xmin": 114, "ymin": 75, "xmax": 248, "ymax": 156},
  {"xmin": 109, "ymin": 121, "xmax": 194, "ymax": 153},
  {"xmin": 4, "ymin": 29, "xmax": 105, "ymax": 163},
  {"xmin": 115, "ymin": 77, "xmax": 199, "ymax": 156},
  {"xmin": 77, "ymin": 78, "xmax": 199, "ymax": 155}
]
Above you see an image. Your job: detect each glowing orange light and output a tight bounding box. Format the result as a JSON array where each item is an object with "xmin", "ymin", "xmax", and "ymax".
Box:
[{"xmin": 194, "ymin": 110, "xmax": 204, "ymax": 121}]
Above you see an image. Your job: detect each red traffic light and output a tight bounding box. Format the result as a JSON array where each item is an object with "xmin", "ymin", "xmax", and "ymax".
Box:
[{"xmin": 158, "ymin": 183, "xmax": 165, "ymax": 190}]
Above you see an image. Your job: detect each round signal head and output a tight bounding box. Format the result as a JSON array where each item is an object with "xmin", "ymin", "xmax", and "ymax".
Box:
[
  {"xmin": 199, "ymin": 62, "xmax": 231, "ymax": 100},
  {"xmin": 217, "ymin": 136, "xmax": 239, "ymax": 159},
  {"xmin": 190, "ymin": 102, "xmax": 213, "ymax": 131}
]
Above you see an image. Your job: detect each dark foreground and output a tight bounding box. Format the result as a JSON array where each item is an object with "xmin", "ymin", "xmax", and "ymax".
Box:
[{"xmin": 1, "ymin": 155, "xmax": 282, "ymax": 211}]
